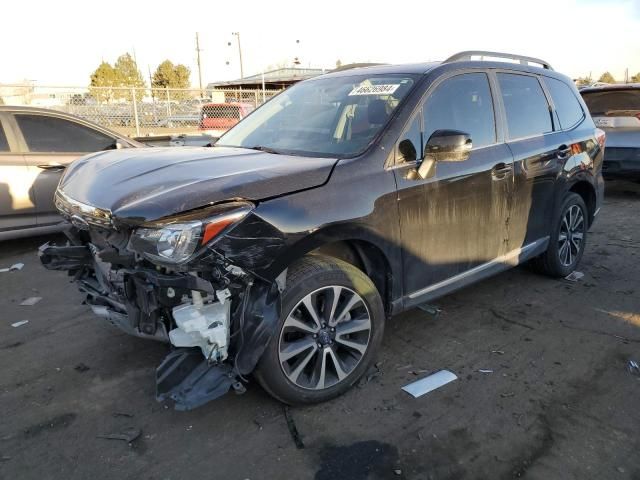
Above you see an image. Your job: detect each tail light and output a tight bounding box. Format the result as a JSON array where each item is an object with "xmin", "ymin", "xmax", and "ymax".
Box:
[{"xmin": 595, "ymin": 128, "xmax": 606, "ymax": 149}]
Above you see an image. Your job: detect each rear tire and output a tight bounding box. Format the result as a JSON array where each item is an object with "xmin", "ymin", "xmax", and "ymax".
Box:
[
  {"xmin": 255, "ymin": 254, "xmax": 385, "ymax": 405},
  {"xmin": 532, "ymin": 192, "xmax": 588, "ymax": 277}
]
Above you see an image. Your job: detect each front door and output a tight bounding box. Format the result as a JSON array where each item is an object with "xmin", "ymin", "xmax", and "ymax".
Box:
[
  {"xmin": 11, "ymin": 113, "xmax": 118, "ymax": 226},
  {"xmin": 393, "ymin": 72, "xmax": 513, "ymax": 301},
  {"xmin": 0, "ymin": 114, "xmax": 39, "ymax": 233}
]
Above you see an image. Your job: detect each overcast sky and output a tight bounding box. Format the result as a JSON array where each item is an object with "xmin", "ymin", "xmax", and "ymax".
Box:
[{"xmin": 2, "ymin": 0, "xmax": 639, "ymax": 86}]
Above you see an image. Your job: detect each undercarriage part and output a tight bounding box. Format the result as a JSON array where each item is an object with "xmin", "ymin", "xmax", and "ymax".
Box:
[
  {"xmin": 156, "ymin": 348, "xmax": 236, "ymax": 411},
  {"xmin": 89, "ymin": 303, "xmax": 169, "ymax": 342},
  {"xmin": 169, "ymin": 292, "xmax": 231, "ymax": 361},
  {"xmin": 39, "ymin": 242, "xmax": 93, "ymax": 272},
  {"xmin": 233, "ymin": 280, "xmax": 281, "ymax": 376}
]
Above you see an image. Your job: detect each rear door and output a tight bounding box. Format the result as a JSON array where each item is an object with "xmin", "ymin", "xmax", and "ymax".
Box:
[
  {"xmin": 495, "ymin": 72, "xmax": 570, "ymax": 249},
  {"xmin": 0, "ymin": 113, "xmax": 39, "ymax": 232},
  {"xmin": 393, "ymin": 71, "xmax": 514, "ymax": 299},
  {"xmin": 12, "ymin": 112, "xmax": 118, "ymax": 226}
]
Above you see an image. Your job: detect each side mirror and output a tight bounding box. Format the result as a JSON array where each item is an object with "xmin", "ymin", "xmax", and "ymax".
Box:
[
  {"xmin": 424, "ymin": 130, "xmax": 472, "ymax": 163},
  {"xmin": 115, "ymin": 140, "xmax": 125, "ymax": 149}
]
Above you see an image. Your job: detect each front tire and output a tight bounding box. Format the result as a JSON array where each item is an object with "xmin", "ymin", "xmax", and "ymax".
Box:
[
  {"xmin": 532, "ymin": 192, "xmax": 588, "ymax": 277},
  {"xmin": 255, "ymin": 255, "xmax": 385, "ymax": 405}
]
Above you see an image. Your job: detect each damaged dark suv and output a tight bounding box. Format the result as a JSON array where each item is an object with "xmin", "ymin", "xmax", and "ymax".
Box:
[{"xmin": 41, "ymin": 51, "xmax": 605, "ymax": 410}]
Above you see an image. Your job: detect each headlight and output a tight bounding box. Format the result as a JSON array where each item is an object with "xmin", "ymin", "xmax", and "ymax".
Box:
[{"xmin": 127, "ymin": 201, "xmax": 253, "ymax": 264}]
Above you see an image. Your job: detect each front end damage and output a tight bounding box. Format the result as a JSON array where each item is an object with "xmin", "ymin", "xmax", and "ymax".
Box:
[{"xmin": 40, "ymin": 201, "xmax": 282, "ymax": 411}]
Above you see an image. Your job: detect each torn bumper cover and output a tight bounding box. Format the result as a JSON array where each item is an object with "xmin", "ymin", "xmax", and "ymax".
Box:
[{"xmin": 39, "ymin": 240, "xmax": 281, "ymax": 410}]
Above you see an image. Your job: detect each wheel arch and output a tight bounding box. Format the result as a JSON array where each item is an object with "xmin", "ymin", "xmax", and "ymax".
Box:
[
  {"xmin": 269, "ymin": 227, "xmax": 397, "ymax": 317},
  {"xmin": 568, "ymin": 179, "xmax": 597, "ymax": 226}
]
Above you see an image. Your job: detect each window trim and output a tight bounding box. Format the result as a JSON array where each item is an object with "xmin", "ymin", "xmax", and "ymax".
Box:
[
  {"xmin": 390, "ymin": 68, "xmax": 502, "ymax": 167},
  {"xmin": 0, "ymin": 116, "xmax": 13, "ymax": 154},
  {"xmin": 494, "ymin": 70, "xmax": 557, "ymax": 142},
  {"xmin": 12, "ymin": 112, "xmax": 117, "ymax": 154},
  {"xmin": 541, "ymin": 75, "xmax": 586, "ymax": 132}
]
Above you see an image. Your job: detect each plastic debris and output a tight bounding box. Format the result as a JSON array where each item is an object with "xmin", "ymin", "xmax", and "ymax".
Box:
[
  {"xmin": 478, "ymin": 369, "xmax": 493, "ymax": 374},
  {"xmin": 0, "ymin": 263, "xmax": 24, "ymax": 273},
  {"xmin": 402, "ymin": 370, "xmax": 457, "ymax": 398},
  {"xmin": 628, "ymin": 360, "xmax": 639, "ymax": 375},
  {"xmin": 283, "ymin": 406, "xmax": 304, "ymax": 449},
  {"xmin": 11, "ymin": 320, "xmax": 29, "ymax": 328},
  {"xmin": 20, "ymin": 297, "xmax": 42, "ymax": 306},
  {"xmin": 97, "ymin": 427, "xmax": 141, "ymax": 443},
  {"xmin": 418, "ymin": 304, "xmax": 442, "ymax": 316},
  {"xmin": 564, "ymin": 271, "xmax": 584, "ymax": 282}
]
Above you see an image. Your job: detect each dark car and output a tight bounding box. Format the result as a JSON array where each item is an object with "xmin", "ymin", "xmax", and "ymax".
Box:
[
  {"xmin": 0, "ymin": 106, "xmax": 141, "ymax": 240},
  {"xmin": 40, "ymin": 51, "xmax": 604, "ymax": 410},
  {"xmin": 580, "ymin": 83, "xmax": 640, "ymax": 180}
]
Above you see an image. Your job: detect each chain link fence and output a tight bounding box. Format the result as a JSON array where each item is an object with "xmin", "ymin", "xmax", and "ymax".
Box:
[{"xmin": 0, "ymin": 85, "xmax": 283, "ymax": 137}]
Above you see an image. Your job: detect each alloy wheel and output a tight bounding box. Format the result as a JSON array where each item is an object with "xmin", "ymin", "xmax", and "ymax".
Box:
[
  {"xmin": 558, "ymin": 204, "xmax": 585, "ymax": 267},
  {"xmin": 278, "ymin": 286, "xmax": 372, "ymax": 390}
]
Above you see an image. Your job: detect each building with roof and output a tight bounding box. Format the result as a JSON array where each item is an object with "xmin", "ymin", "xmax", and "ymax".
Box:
[{"xmin": 207, "ymin": 67, "xmax": 325, "ymax": 90}]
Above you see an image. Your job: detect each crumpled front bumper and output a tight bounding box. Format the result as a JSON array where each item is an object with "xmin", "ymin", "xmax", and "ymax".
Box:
[
  {"xmin": 39, "ymin": 238, "xmax": 281, "ymax": 410},
  {"xmin": 38, "ymin": 241, "xmax": 234, "ymax": 409}
]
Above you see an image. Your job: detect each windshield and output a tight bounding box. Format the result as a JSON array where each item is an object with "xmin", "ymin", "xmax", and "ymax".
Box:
[
  {"xmin": 582, "ymin": 89, "xmax": 640, "ymax": 116},
  {"xmin": 218, "ymin": 73, "xmax": 418, "ymax": 157}
]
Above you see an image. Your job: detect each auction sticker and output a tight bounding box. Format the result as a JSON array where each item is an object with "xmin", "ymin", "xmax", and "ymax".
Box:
[{"xmin": 349, "ymin": 84, "xmax": 400, "ymax": 96}]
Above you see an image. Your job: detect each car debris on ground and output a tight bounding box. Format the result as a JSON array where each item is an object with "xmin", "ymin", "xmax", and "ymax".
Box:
[
  {"xmin": 402, "ymin": 370, "xmax": 457, "ymax": 398},
  {"xmin": 564, "ymin": 271, "xmax": 585, "ymax": 282},
  {"xmin": 0, "ymin": 263, "xmax": 24, "ymax": 273},
  {"xmin": 19, "ymin": 297, "xmax": 42, "ymax": 306},
  {"xmin": 97, "ymin": 427, "xmax": 141, "ymax": 444}
]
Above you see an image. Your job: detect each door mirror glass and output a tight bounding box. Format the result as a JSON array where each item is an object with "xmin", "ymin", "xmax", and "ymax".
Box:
[{"xmin": 424, "ymin": 129, "xmax": 472, "ymax": 162}]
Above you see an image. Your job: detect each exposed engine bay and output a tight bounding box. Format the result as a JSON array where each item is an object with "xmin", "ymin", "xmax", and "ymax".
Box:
[{"xmin": 40, "ymin": 217, "xmax": 281, "ymax": 411}]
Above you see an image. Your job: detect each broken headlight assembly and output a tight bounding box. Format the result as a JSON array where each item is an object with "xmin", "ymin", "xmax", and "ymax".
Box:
[{"xmin": 127, "ymin": 201, "xmax": 254, "ymax": 264}]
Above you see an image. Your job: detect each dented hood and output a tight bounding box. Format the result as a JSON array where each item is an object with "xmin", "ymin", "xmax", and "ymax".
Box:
[{"xmin": 58, "ymin": 146, "xmax": 337, "ymax": 223}]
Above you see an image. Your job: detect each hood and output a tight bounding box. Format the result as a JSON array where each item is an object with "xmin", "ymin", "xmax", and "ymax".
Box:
[{"xmin": 59, "ymin": 147, "xmax": 337, "ymax": 224}]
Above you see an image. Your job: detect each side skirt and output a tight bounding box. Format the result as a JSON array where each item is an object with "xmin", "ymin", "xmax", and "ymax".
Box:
[{"xmin": 399, "ymin": 237, "xmax": 549, "ymax": 311}]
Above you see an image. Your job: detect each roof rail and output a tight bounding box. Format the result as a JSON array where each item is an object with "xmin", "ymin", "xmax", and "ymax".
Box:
[{"xmin": 443, "ymin": 51, "xmax": 553, "ymax": 70}]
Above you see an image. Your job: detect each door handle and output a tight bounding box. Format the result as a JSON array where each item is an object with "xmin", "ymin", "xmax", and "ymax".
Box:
[
  {"xmin": 556, "ymin": 144, "xmax": 571, "ymax": 159},
  {"xmin": 491, "ymin": 162, "xmax": 513, "ymax": 179},
  {"xmin": 37, "ymin": 164, "xmax": 66, "ymax": 171}
]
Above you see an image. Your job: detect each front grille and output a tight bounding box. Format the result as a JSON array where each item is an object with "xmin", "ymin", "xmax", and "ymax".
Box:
[{"xmin": 55, "ymin": 190, "xmax": 113, "ymax": 229}]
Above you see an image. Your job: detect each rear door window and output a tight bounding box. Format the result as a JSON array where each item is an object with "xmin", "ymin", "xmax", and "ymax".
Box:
[
  {"xmin": 15, "ymin": 114, "xmax": 115, "ymax": 153},
  {"xmin": 545, "ymin": 77, "xmax": 584, "ymax": 129},
  {"xmin": 0, "ymin": 123, "xmax": 9, "ymax": 152},
  {"xmin": 423, "ymin": 72, "xmax": 496, "ymax": 148},
  {"xmin": 497, "ymin": 73, "xmax": 553, "ymax": 140}
]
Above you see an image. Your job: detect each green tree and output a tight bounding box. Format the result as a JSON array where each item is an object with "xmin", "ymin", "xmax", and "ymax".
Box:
[
  {"xmin": 631, "ymin": 72, "xmax": 640, "ymax": 83},
  {"xmin": 574, "ymin": 76, "xmax": 593, "ymax": 87},
  {"xmin": 151, "ymin": 60, "xmax": 192, "ymax": 100},
  {"xmin": 89, "ymin": 61, "xmax": 118, "ymax": 102},
  {"xmin": 113, "ymin": 53, "xmax": 146, "ymax": 101},
  {"xmin": 598, "ymin": 71, "xmax": 615, "ymax": 84}
]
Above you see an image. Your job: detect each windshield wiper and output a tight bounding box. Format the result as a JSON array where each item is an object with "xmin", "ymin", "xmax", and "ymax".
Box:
[{"xmin": 245, "ymin": 145, "xmax": 282, "ymax": 155}]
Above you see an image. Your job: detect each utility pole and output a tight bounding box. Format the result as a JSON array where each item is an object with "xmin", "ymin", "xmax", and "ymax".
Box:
[
  {"xmin": 148, "ymin": 65, "xmax": 154, "ymax": 101},
  {"xmin": 232, "ymin": 32, "xmax": 244, "ymax": 79},
  {"xmin": 196, "ymin": 32, "xmax": 204, "ymax": 97}
]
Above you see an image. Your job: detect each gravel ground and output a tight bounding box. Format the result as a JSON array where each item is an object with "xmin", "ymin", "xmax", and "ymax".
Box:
[{"xmin": 1, "ymin": 181, "xmax": 639, "ymax": 480}]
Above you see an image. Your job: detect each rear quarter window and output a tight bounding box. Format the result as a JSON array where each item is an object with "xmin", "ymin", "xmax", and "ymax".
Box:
[{"xmin": 545, "ymin": 77, "xmax": 584, "ymax": 129}]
